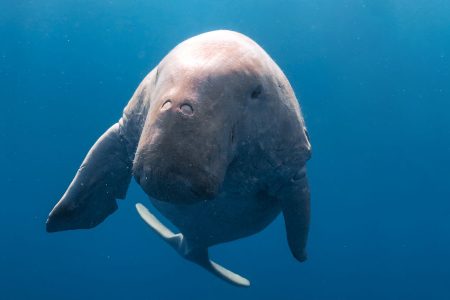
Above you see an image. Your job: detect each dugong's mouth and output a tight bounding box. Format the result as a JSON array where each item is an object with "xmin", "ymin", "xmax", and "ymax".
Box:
[{"xmin": 134, "ymin": 166, "xmax": 222, "ymax": 204}]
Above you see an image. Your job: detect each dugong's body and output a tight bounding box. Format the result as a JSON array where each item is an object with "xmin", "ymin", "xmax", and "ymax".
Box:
[{"xmin": 46, "ymin": 30, "xmax": 312, "ymax": 286}]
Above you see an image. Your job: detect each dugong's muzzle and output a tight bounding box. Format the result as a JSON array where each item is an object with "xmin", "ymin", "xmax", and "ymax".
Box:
[{"xmin": 133, "ymin": 97, "xmax": 232, "ymax": 204}]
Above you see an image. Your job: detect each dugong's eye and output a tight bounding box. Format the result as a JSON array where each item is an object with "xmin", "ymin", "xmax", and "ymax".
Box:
[{"xmin": 251, "ymin": 85, "xmax": 263, "ymax": 99}]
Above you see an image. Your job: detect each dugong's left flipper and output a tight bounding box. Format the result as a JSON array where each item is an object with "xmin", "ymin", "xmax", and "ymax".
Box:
[
  {"xmin": 136, "ymin": 203, "xmax": 250, "ymax": 287},
  {"xmin": 46, "ymin": 123, "xmax": 132, "ymax": 232},
  {"xmin": 280, "ymin": 167, "xmax": 311, "ymax": 262}
]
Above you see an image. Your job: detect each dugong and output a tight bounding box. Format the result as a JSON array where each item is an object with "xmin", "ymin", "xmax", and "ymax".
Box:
[{"xmin": 46, "ymin": 30, "xmax": 312, "ymax": 287}]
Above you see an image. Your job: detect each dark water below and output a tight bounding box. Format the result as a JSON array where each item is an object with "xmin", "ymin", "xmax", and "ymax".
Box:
[{"xmin": 1, "ymin": 1, "xmax": 449, "ymax": 299}]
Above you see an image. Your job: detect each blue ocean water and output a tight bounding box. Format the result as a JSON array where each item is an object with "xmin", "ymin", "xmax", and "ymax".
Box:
[{"xmin": 1, "ymin": 0, "xmax": 449, "ymax": 299}]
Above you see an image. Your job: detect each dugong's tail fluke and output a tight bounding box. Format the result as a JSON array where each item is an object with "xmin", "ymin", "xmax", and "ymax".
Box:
[{"xmin": 135, "ymin": 203, "xmax": 250, "ymax": 287}]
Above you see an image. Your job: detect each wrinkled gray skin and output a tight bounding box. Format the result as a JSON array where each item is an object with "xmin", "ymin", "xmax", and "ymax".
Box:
[{"xmin": 46, "ymin": 30, "xmax": 312, "ymax": 285}]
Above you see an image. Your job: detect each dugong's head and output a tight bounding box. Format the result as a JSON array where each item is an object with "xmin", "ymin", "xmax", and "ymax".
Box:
[{"xmin": 132, "ymin": 31, "xmax": 270, "ymax": 204}]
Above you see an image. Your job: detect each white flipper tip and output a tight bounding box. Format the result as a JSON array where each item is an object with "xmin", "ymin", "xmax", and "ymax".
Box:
[
  {"xmin": 209, "ymin": 260, "xmax": 251, "ymax": 287},
  {"xmin": 135, "ymin": 203, "xmax": 175, "ymax": 240}
]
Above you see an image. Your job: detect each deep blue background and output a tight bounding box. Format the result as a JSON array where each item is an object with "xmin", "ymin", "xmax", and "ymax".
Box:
[{"xmin": 1, "ymin": 1, "xmax": 449, "ymax": 299}]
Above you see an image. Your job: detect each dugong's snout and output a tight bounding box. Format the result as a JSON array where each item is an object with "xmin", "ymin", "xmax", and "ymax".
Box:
[
  {"xmin": 133, "ymin": 136, "xmax": 229, "ymax": 205},
  {"xmin": 132, "ymin": 93, "xmax": 235, "ymax": 204}
]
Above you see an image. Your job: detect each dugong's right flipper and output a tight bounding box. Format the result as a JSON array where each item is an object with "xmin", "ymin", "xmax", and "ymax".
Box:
[
  {"xmin": 280, "ymin": 167, "xmax": 311, "ymax": 262},
  {"xmin": 46, "ymin": 123, "xmax": 132, "ymax": 232},
  {"xmin": 136, "ymin": 203, "xmax": 250, "ymax": 287}
]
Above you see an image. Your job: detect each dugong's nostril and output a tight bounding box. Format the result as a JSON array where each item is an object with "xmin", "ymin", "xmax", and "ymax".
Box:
[
  {"xmin": 161, "ymin": 100, "xmax": 172, "ymax": 111},
  {"xmin": 180, "ymin": 103, "xmax": 194, "ymax": 116}
]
